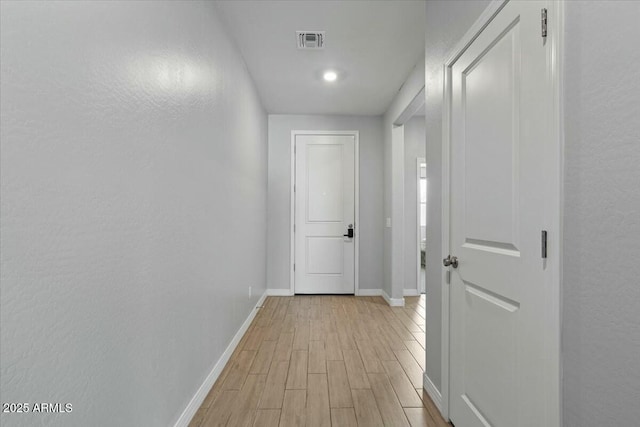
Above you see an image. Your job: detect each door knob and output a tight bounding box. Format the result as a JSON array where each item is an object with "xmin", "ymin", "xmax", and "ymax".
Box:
[{"xmin": 443, "ymin": 255, "xmax": 458, "ymax": 268}]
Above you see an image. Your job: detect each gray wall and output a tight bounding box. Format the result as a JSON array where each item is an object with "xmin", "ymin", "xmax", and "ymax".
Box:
[
  {"xmin": 404, "ymin": 116, "xmax": 426, "ymax": 293},
  {"xmin": 267, "ymin": 115, "xmax": 384, "ymax": 291},
  {"xmin": 423, "ymin": 0, "xmax": 491, "ymax": 392},
  {"xmin": 563, "ymin": 2, "xmax": 640, "ymax": 426},
  {"xmin": 0, "ymin": 2, "xmax": 267, "ymax": 427}
]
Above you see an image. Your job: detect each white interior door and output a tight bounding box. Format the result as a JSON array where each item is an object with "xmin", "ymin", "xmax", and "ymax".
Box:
[
  {"xmin": 294, "ymin": 134, "xmax": 355, "ymax": 294},
  {"xmin": 449, "ymin": 1, "xmax": 553, "ymax": 426}
]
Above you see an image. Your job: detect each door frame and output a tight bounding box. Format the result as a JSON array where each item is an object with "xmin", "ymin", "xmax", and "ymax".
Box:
[
  {"xmin": 416, "ymin": 158, "xmax": 426, "ymax": 294},
  {"xmin": 440, "ymin": 0, "xmax": 563, "ymax": 424},
  {"xmin": 289, "ymin": 130, "xmax": 360, "ymax": 295},
  {"xmin": 392, "ymin": 86, "xmax": 426, "ymax": 304}
]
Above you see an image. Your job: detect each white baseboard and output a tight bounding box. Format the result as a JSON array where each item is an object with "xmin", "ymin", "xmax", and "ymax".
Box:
[
  {"xmin": 266, "ymin": 288, "xmax": 294, "ymax": 296},
  {"xmin": 266, "ymin": 287, "xmax": 406, "ymax": 307},
  {"xmin": 403, "ymin": 288, "xmax": 420, "ymax": 296},
  {"xmin": 423, "ymin": 372, "xmax": 443, "ymax": 415},
  {"xmin": 356, "ymin": 288, "xmax": 382, "ymax": 297},
  {"xmin": 382, "ymin": 289, "xmax": 405, "ymax": 307},
  {"xmin": 174, "ymin": 291, "xmax": 267, "ymax": 427}
]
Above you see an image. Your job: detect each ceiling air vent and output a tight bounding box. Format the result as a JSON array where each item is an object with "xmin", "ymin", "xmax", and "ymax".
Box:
[{"xmin": 297, "ymin": 31, "xmax": 325, "ymax": 49}]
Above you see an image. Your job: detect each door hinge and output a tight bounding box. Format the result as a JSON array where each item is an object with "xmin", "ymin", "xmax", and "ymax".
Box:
[
  {"xmin": 293, "ymin": 224, "xmax": 296, "ymax": 233},
  {"xmin": 541, "ymin": 230, "xmax": 548, "ymax": 259},
  {"xmin": 293, "ymin": 184, "xmax": 296, "ymax": 192},
  {"xmin": 541, "ymin": 8, "xmax": 548, "ymax": 38},
  {"xmin": 293, "ymin": 263, "xmax": 296, "ymax": 271}
]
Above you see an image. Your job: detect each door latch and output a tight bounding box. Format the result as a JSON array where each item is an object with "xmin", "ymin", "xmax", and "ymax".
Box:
[
  {"xmin": 443, "ymin": 255, "xmax": 458, "ymax": 269},
  {"xmin": 343, "ymin": 224, "xmax": 354, "ymax": 239}
]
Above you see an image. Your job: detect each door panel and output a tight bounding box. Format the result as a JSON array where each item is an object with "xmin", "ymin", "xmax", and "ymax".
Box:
[
  {"xmin": 307, "ymin": 144, "xmax": 343, "ymax": 222},
  {"xmin": 306, "ymin": 237, "xmax": 343, "ymax": 274},
  {"xmin": 295, "ymin": 134, "xmax": 355, "ymax": 294},
  {"xmin": 463, "ymin": 19, "xmax": 520, "ymax": 250},
  {"xmin": 449, "ymin": 1, "xmax": 550, "ymax": 426}
]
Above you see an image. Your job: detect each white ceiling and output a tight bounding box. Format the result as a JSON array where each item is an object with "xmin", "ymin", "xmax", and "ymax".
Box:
[{"xmin": 216, "ymin": 1, "xmax": 426, "ymax": 116}]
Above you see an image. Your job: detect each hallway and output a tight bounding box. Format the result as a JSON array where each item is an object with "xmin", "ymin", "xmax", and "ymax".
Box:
[
  {"xmin": 189, "ymin": 295, "xmax": 446, "ymax": 427},
  {"xmin": 2, "ymin": 1, "xmax": 639, "ymax": 426}
]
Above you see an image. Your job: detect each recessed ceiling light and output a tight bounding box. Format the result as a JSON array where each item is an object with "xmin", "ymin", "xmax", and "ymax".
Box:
[{"xmin": 323, "ymin": 71, "xmax": 337, "ymax": 82}]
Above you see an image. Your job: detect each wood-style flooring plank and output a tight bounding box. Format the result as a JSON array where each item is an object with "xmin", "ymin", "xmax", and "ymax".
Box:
[
  {"xmin": 327, "ymin": 360, "xmax": 353, "ymax": 408},
  {"xmin": 330, "ymin": 407, "xmax": 358, "ymax": 427},
  {"xmin": 325, "ymin": 332, "xmax": 343, "ymax": 360},
  {"xmin": 405, "ymin": 407, "xmax": 435, "ymax": 427},
  {"xmin": 343, "ymin": 349, "xmax": 371, "ymax": 389},
  {"xmin": 279, "ymin": 389, "xmax": 306, "ymax": 427},
  {"xmin": 405, "ymin": 340, "xmax": 426, "ymax": 370},
  {"xmin": 306, "ymin": 373, "xmax": 331, "ymax": 427},
  {"xmin": 355, "ymin": 339, "xmax": 384, "ymax": 373},
  {"xmin": 310, "ymin": 319, "xmax": 325, "ymax": 341},
  {"xmin": 411, "ymin": 331, "xmax": 426, "ymax": 349},
  {"xmin": 382, "ymin": 360, "xmax": 424, "ymax": 408},
  {"xmin": 368, "ymin": 373, "xmax": 410, "ymax": 427},
  {"xmin": 244, "ymin": 326, "xmax": 264, "ymax": 351},
  {"xmin": 251, "ymin": 340, "xmax": 277, "ymax": 374},
  {"xmin": 351, "ymin": 389, "xmax": 384, "ymax": 427},
  {"xmin": 227, "ymin": 374, "xmax": 267, "ymax": 426},
  {"xmin": 223, "ymin": 350, "xmax": 257, "ymax": 390},
  {"xmin": 292, "ymin": 320, "xmax": 310, "ymax": 350},
  {"xmin": 273, "ymin": 332, "xmax": 294, "ymax": 362},
  {"xmin": 259, "ymin": 360, "xmax": 289, "ymax": 409},
  {"xmin": 286, "ymin": 350, "xmax": 308, "ymax": 390},
  {"xmin": 395, "ymin": 349, "xmax": 424, "ymax": 389},
  {"xmin": 392, "ymin": 309, "xmax": 422, "ymax": 333},
  {"xmin": 337, "ymin": 324, "xmax": 357, "ymax": 350},
  {"xmin": 308, "ymin": 340, "xmax": 327, "ymax": 374},
  {"xmin": 253, "ymin": 409, "xmax": 281, "ymax": 427},
  {"xmin": 263, "ymin": 319, "xmax": 283, "ymax": 341},
  {"xmin": 201, "ymin": 390, "xmax": 238, "ymax": 427}
]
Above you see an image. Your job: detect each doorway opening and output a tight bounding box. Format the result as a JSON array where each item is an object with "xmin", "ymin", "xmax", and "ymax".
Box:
[
  {"xmin": 417, "ymin": 159, "xmax": 426, "ymax": 294},
  {"xmin": 402, "ymin": 110, "xmax": 426, "ymax": 297}
]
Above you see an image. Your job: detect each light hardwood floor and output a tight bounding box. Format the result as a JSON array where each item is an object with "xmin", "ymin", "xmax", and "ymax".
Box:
[{"xmin": 189, "ymin": 295, "xmax": 450, "ymax": 427}]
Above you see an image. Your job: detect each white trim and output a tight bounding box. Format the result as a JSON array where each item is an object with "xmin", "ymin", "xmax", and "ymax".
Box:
[
  {"xmin": 266, "ymin": 288, "xmax": 294, "ymax": 296},
  {"xmin": 440, "ymin": 1, "xmax": 562, "ymax": 425},
  {"xmin": 352, "ymin": 288, "xmax": 405, "ymax": 307},
  {"xmin": 394, "ymin": 87, "xmax": 426, "ymax": 126},
  {"xmin": 289, "ymin": 130, "xmax": 360, "ymax": 296},
  {"xmin": 289, "ymin": 136, "xmax": 295, "ymax": 296},
  {"xmin": 423, "ymin": 372, "xmax": 443, "ymax": 415},
  {"xmin": 357, "ymin": 288, "xmax": 383, "ymax": 297},
  {"xmin": 417, "ymin": 158, "xmax": 426, "ymax": 294},
  {"xmin": 357, "ymin": 289, "xmax": 404, "ymax": 307},
  {"xmin": 441, "ymin": 52, "xmax": 454, "ymax": 423},
  {"xmin": 382, "ymin": 289, "xmax": 405, "ymax": 307},
  {"xmin": 175, "ymin": 291, "xmax": 267, "ymax": 427},
  {"xmin": 403, "ymin": 289, "xmax": 420, "ymax": 297},
  {"xmin": 545, "ymin": 2, "xmax": 564, "ymax": 424}
]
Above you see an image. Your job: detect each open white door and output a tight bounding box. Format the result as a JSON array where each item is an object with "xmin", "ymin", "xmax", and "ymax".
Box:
[
  {"xmin": 447, "ymin": 1, "xmax": 559, "ymax": 426},
  {"xmin": 294, "ymin": 133, "xmax": 355, "ymax": 294}
]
